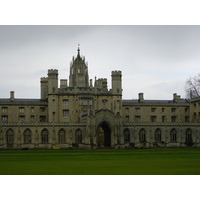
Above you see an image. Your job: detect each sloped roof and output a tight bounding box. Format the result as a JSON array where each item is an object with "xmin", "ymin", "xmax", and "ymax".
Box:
[
  {"xmin": 122, "ymin": 99, "xmax": 189, "ymax": 105},
  {"xmin": 0, "ymin": 98, "xmax": 47, "ymax": 104}
]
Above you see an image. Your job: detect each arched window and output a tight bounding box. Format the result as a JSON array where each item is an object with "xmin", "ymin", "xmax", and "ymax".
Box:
[
  {"xmin": 124, "ymin": 128, "xmax": 130, "ymax": 143},
  {"xmin": 41, "ymin": 129, "xmax": 48, "ymax": 144},
  {"xmin": 24, "ymin": 129, "xmax": 32, "ymax": 143},
  {"xmin": 170, "ymin": 129, "xmax": 177, "ymax": 142},
  {"xmin": 185, "ymin": 129, "xmax": 192, "ymax": 143},
  {"xmin": 6, "ymin": 129, "xmax": 14, "ymax": 144},
  {"xmin": 139, "ymin": 129, "xmax": 146, "ymax": 142},
  {"xmin": 155, "ymin": 129, "xmax": 161, "ymax": 142},
  {"xmin": 75, "ymin": 129, "xmax": 82, "ymax": 143},
  {"xmin": 58, "ymin": 129, "xmax": 66, "ymax": 143}
]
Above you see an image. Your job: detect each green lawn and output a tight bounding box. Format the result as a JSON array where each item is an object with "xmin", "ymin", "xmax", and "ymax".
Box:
[{"xmin": 0, "ymin": 148, "xmax": 200, "ymax": 175}]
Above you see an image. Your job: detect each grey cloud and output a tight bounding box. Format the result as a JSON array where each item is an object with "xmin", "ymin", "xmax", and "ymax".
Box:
[{"xmin": 0, "ymin": 25, "xmax": 199, "ymax": 99}]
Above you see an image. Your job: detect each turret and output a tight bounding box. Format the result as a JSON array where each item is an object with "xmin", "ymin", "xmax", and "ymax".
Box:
[
  {"xmin": 96, "ymin": 78, "xmax": 108, "ymax": 91},
  {"xmin": 40, "ymin": 77, "xmax": 48, "ymax": 99},
  {"xmin": 69, "ymin": 47, "xmax": 89, "ymax": 87},
  {"xmin": 111, "ymin": 70, "xmax": 122, "ymax": 95},
  {"xmin": 47, "ymin": 69, "xmax": 58, "ymax": 94}
]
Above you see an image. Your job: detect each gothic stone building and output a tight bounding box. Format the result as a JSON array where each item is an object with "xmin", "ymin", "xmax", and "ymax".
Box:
[{"xmin": 0, "ymin": 48, "xmax": 200, "ymax": 149}]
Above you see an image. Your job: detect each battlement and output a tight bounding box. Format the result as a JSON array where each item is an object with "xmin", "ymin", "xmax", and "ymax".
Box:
[
  {"xmin": 111, "ymin": 70, "xmax": 122, "ymax": 76},
  {"xmin": 96, "ymin": 78, "xmax": 108, "ymax": 88},
  {"xmin": 48, "ymin": 69, "xmax": 58, "ymax": 74},
  {"xmin": 40, "ymin": 77, "xmax": 48, "ymax": 82},
  {"xmin": 98, "ymin": 78, "xmax": 107, "ymax": 81}
]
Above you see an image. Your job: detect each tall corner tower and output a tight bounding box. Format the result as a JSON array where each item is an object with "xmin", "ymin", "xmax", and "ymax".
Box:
[
  {"xmin": 69, "ymin": 47, "xmax": 89, "ymax": 87},
  {"xmin": 111, "ymin": 70, "xmax": 122, "ymax": 95},
  {"xmin": 40, "ymin": 77, "xmax": 48, "ymax": 99},
  {"xmin": 47, "ymin": 69, "xmax": 58, "ymax": 94}
]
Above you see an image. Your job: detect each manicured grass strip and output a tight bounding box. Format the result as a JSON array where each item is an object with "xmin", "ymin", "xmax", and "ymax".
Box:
[{"xmin": 0, "ymin": 148, "xmax": 200, "ymax": 175}]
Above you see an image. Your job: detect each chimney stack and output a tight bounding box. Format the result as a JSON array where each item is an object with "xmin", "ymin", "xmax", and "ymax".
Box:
[
  {"xmin": 139, "ymin": 93, "xmax": 144, "ymax": 102},
  {"xmin": 10, "ymin": 91, "xmax": 15, "ymax": 100},
  {"xmin": 173, "ymin": 93, "xmax": 181, "ymax": 101}
]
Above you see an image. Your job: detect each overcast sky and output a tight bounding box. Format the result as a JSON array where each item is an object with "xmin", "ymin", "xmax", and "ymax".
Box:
[{"xmin": 0, "ymin": 25, "xmax": 200, "ymax": 100}]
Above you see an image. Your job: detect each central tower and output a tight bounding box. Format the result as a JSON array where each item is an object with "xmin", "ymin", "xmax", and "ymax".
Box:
[{"xmin": 69, "ymin": 47, "xmax": 89, "ymax": 87}]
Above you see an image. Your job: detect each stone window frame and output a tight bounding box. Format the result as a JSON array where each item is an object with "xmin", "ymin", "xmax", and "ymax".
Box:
[
  {"xmin": 170, "ymin": 129, "xmax": 177, "ymax": 143},
  {"xmin": 185, "ymin": 116, "xmax": 189, "ymax": 123},
  {"xmin": 41, "ymin": 129, "xmax": 49, "ymax": 144},
  {"xmin": 6, "ymin": 129, "xmax": 14, "ymax": 144},
  {"xmin": 135, "ymin": 108, "xmax": 140, "ymax": 113},
  {"xmin": 40, "ymin": 107, "xmax": 45, "ymax": 113},
  {"xmin": 31, "ymin": 107, "xmax": 34, "ymax": 113},
  {"xmin": 171, "ymin": 108, "xmax": 176, "ymax": 112},
  {"xmin": 171, "ymin": 116, "xmax": 176, "ymax": 123},
  {"xmin": 162, "ymin": 116, "xmax": 165, "ymax": 122},
  {"xmin": 2, "ymin": 115, "xmax": 8, "ymax": 123},
  {"xmin": 151, "ymin": 116, "xmax": 156, "ymax": 122},
  {"xmin": 63, "ymin": 110, "xmax": 69, "ymax": 118},
  {"xmin": 58, "ymin": 129, "xmax": 66, "ymax": 143},
  {"xmin": 139, "ymin": 128, "xmax": 146, "ymax": 143},
  {"xmin": 19, "ymin": 107, "xmax": 25, "ymax": 114},
  {"xmin": 31, "ymin": 115, "xmax": 35, "ymax": 122},
  {"xmin": 135, "ymin": 115, "xmax": 140, "ymax": 122},
  {"xmin": 75, "ymin": 129, "xmax": 82, "ymax": 143},
  {"xmin": 185, "ymin": 128, "xmax": 192, "ymax": 143},
  {"xmin": 63, "ymin": 99, "xmax": 69, "ymax": 106},
  {"xmin": 19, "ymin": 115, "xmax": 25, "ymax": 122},
  {"xmin": 125, "ymin": 116, "xmax": 129, "ymax": 122},
  {"xmin": 155, "ymin": 129, "xmax": 162, "ymax": 142},
  {"xmin": 124, "ymin": 128, "xmax": 130, "ymax": 143},
  {"xmin": 2, "ymin": 107, "xmax": 8, "ymax": 113},
  {"xmin": 24, "ymin": 129, "xmax": 32, "ymax": 144}
]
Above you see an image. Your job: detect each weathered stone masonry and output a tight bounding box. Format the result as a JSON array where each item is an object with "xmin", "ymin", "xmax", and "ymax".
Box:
[{"xmin": 0, "ymin": 47, "xmax": 200, "ymax": 149}]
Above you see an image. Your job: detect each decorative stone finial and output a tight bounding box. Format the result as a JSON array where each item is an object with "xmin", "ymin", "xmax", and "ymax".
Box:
[{"xmin": 77, "ymin": 43, "xmax": 80, "ymax": 56}]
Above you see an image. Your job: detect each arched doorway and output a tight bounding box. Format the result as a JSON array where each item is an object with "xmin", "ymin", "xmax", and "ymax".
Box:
[{"xmin": 97, "ymin": 122, "xmax": 111, "ymax": 147}]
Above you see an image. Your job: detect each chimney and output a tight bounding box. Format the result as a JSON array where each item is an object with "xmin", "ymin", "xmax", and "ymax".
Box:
[
  {"xmin": 139, "ymin": 93, "xmax": 144, "ymax": 102},
  {"xmin": 173, "ymin": 93, "xmax": 181, "ymax": 101},
  {"xmin": 10, "ymin": 91, "xmax": 15, "ymax": 100}
]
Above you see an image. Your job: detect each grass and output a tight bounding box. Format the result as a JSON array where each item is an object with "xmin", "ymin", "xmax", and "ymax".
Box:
[{"xmin": 0, "ymin": 148, "xmax": 200, "ymax": 175}]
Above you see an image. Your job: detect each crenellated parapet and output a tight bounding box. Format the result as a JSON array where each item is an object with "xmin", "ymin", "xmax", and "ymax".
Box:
[
  {"xmin": 40, "ymin": 77, "xmax": 48, "ymax": 82},
  {"xmin": 111, "ymin": 70, "xmax": 122, "ymax": 77},
  {"xmin": 48, "ymin": 69, "xmax": 58, "ymax": 78},
  {"xmin": 95, "ymin": 78, "xmax": 108, "ymax": 90}
]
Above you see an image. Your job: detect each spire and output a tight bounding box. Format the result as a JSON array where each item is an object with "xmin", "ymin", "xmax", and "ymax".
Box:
[{"xmin": 77, "ymin": 43, "xmax": 80, "ymax": 57}]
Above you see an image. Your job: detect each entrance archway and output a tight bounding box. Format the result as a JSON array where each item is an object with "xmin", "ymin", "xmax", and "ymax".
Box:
[{"xmin": 97, "ymin": 122, "xmax": 111, "ymax": 147}]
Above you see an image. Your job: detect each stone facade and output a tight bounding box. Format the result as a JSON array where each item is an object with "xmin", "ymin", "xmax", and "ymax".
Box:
[{"xmin": 0, "ymin": 47, "xmax": 200, "ymax": 149}]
